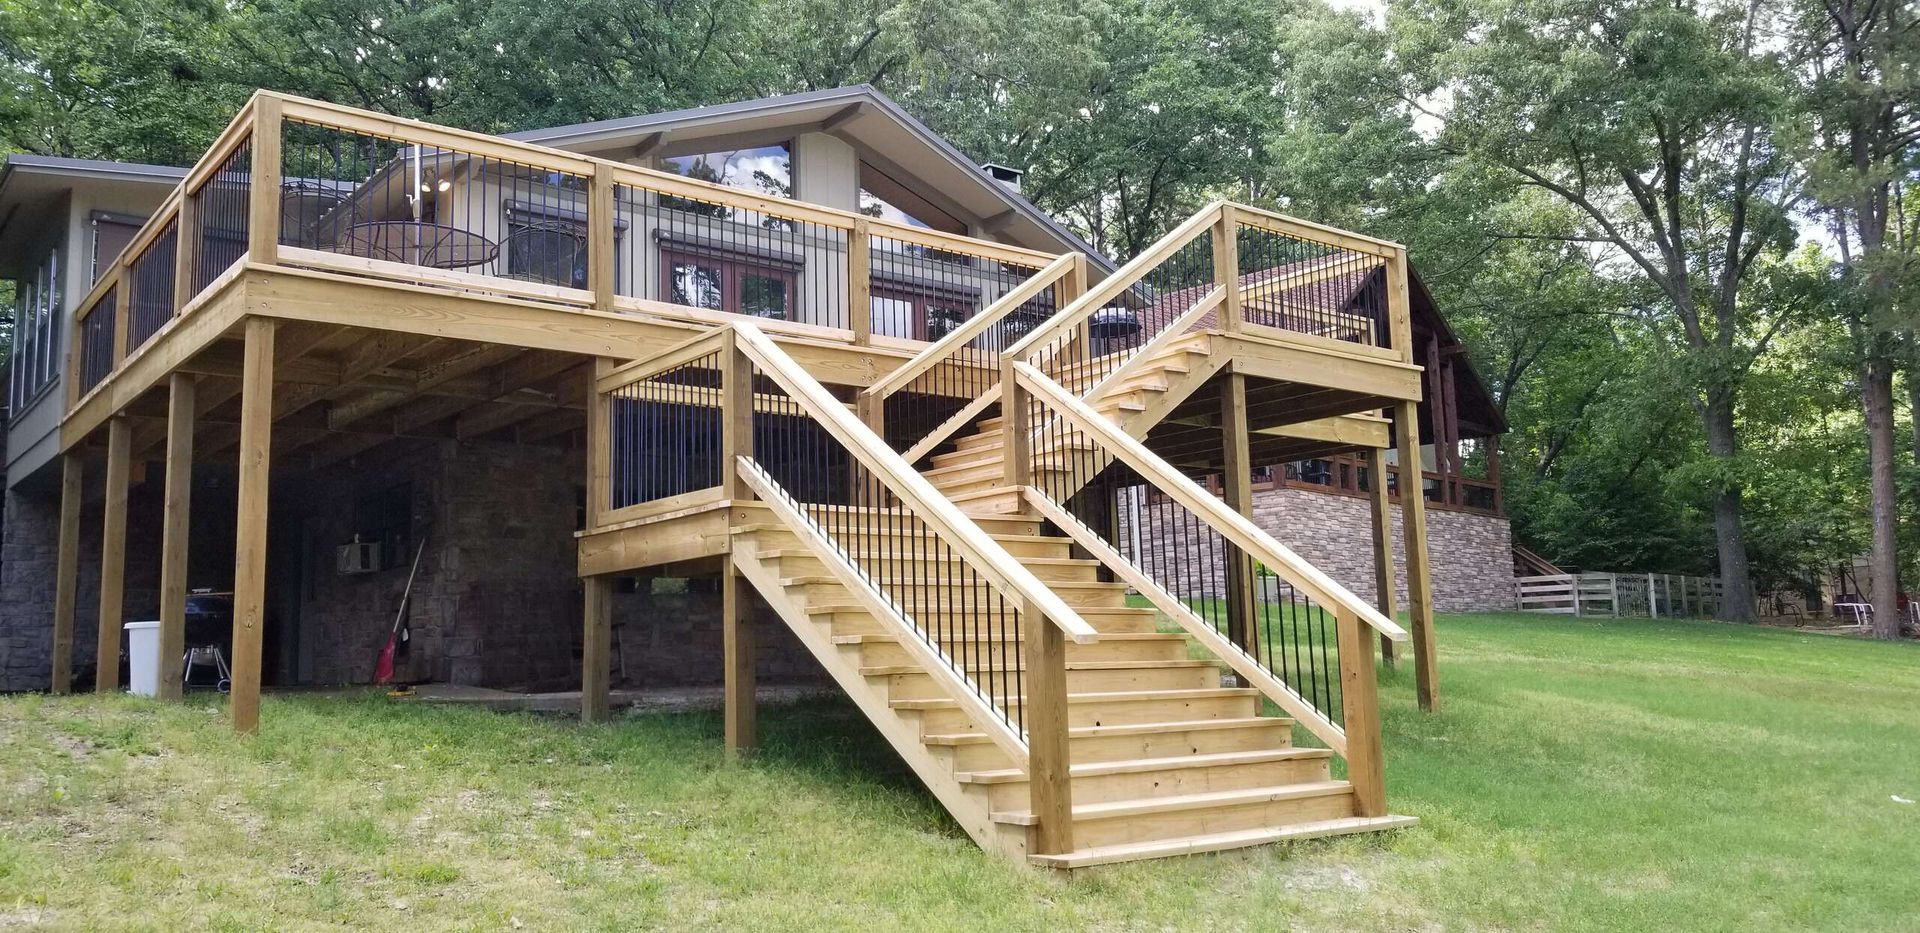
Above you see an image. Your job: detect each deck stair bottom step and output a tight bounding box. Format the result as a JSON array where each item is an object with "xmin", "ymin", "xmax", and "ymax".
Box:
[{"xmin": 1028, "ymin": 815, "xmax": 1420, "ymax": 869}]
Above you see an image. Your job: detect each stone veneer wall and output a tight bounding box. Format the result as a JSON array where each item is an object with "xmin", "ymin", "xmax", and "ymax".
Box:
[
  {"xmin": 1247, "ymin": 486, "xmax": 1514, "ymax": 612},
  {"xmin": 1118, "ymin": 484, "xmax": 1515, "ymax": 613}
]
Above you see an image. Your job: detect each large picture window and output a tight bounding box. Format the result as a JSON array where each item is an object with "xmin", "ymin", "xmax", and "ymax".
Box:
[
  {"xmin": 663, "ymin": 143, "xmax": 792, "ymax": 199},
  {"xmin": 8, "ymin": 249, "xmax": 61, "ymax": 415},
  {"xmin": 661, "ymin": 248, "xmax": 797, "ymax": 320}
]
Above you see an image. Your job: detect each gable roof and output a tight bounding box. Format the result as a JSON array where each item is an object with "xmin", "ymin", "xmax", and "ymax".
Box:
[{"xmin": 509, "ymin": 85, "xmax": 1111, "ymax": 270}]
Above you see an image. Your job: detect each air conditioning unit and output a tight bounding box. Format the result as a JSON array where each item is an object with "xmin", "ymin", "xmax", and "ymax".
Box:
[{"xmin": 336, "ymin": 536, "xmax": 381, "ymax": 575}]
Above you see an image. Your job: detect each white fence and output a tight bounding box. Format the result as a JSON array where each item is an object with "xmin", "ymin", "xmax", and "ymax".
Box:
[{"xmin": 1515, "ymin": 572, "xmax": 1725, "ymax": 619}]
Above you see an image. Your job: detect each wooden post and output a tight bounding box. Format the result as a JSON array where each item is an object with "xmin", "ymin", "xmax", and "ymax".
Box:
[
  {"xmin": 589, "ymin": 161, "xmax": 618, "ymax": 309},
  {"xmin": 586, "ymin": 360, "xmax": 612, "ymax": 525},
  {"xmin": 174, "ymin": 188, "xmax": 199, "ymax": 311},
  {"xmin": 50, "ymin": 456, "xmax": 82, "ymax": 694},
  {"xmin": 248, "ymin": 95, "xmax": 284, "ymax": 265},
  {"xmin": 1219, "ymin": 370, "xmax": 1256, "ymax": 654},
  {"xmin": 1647, "ymin": 572, "xmax": 1658, "ymax": 618},
  {"xmin": 1210, "ymin": 204, "xmax": 1241, "ymax": 333},
  {"xmin": 1366, "ymin": 445, "xmax": 1399, "ymax": 667},
  {"xmin": 157, "ymin": 373, "xmax": 196, "ymax": 700},
  {"xmin": 721, "ymin": 329, "xmax": 753, "ymax": 499},
  {"xmin": 95, "ymin": 416, "xmax": 132, "ymax": 693},
  {"xmin": 581, "ymin": 574, "xmax": 612, "ymax": 723},
  {"xmin": 722, "ymin": 556, "xmax": 755, "ymax": 755},
  {"xmin": 1386, "ymin": 246, "xmax": 1414, "ymax": 364},
  {"xmin": 1003, "ymin": 363, "xmax": 1032, "ymax": 489},
  {"xmin": 1023, "ymin": 604, "xmax": 1074, "ymax": 856},
  {"xmin": 110, "ymin": 261, "xmax": 131, "ymax": 366},
  {"xmin": 230, "ymin": 317, "xmax": 275, "ymax": 734},
  {"xmin": 1336, "ymin": 608, "xmax": 1387, "ymax": 817},
  {"xmin": 1394, "ymin": 399, "xmax": 1438, "ymax": 712},
  {"xmin": 849, "ymin": 217, "xmax": 872, "ymax": 346}
]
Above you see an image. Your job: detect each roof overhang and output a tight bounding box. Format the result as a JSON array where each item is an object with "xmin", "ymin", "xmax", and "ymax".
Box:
[{"xmin": 0, "ymin": 156, "xmax": 183, "ymax": 273}]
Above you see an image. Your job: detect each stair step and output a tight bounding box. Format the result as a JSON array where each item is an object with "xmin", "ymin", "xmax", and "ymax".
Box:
[
  {"xmin": 861, "ymin": 659, "xmax": 1219, "ymax": 678},
  {"xmin": 891, "ymin": 686, "xmax": 1257, "ymax": 711},
  {"xmin": 1028, "ymin": 815, "xmax": 1419, "ymax": 869},
  {"xmin": 956, "ymin": 747, "xmax": 1333, "ymax": 785},
  {"xmin": 923, "ymin": 716, "xmax": 1291, "ymax": 748},
  {"xmin": 991, "ymin": 779, "xmax": 1353, "ymax": 826},
  {"xmin": 834, "ymin": 631, "xmax": 1183, "ymax": 648}
]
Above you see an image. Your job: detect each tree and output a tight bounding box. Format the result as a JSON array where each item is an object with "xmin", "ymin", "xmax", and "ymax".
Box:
[
  {"xmin": 1382, "ymin": 0, "xmax": 1802, "ymax": 619},
  {"xmin": 1787, "ymin": 0, "xmax": 1920, "ymax": 637}
]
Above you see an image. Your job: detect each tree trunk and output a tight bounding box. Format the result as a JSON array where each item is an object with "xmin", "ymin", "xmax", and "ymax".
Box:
[
  {"xmin": 1862, "ymin": 356, "xmax": 1902, "ymax": 638},
  {"xmin": 1702, "ymin": 395, "xmax": 1756, "ymax": 621}
]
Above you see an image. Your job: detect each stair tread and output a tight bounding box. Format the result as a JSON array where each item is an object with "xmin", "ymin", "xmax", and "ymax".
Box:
[
  {"xmin": 761, "ymin": 549, "xmax": 1096, "ymax": 568},
  {"xmin": 991, "ymin": 779, "xmax": 1353, "ymax": 825},
  {"xmin": 922, "ymin": 715, "xmax": 1294, "ymax": 746},
  {"xmin": 833, "ymin": 631, "xmax": 1180, "ymax": 646},
  {"xmin": 1028, "ymin": 815, "xmax": 1419, "ymax": 868},
  {"xmin": 956, "ymin": 747, "xmax": 1334, "ymax": 784},
  {"xmin": 859, "ymin": 659, "xmax": 1221, "ymax": 677},
  {"xmin": 783, "ymin": 575, "xmax": 1129, "ymax": 591},
  {"xmin": 890, "ymin": 686, "xmax": 1258, "ymax": 710}
]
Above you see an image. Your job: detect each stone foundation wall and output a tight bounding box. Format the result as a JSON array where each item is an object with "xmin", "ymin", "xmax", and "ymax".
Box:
[{"xmin": 1119, "ymin": 485, "xmax": 1515, "ymax": 613}]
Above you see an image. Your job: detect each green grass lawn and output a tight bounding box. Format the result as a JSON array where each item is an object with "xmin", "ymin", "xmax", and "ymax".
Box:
[{"xmin": 2, "ymin": 612, "xmax": 1917, "ymax": 930}]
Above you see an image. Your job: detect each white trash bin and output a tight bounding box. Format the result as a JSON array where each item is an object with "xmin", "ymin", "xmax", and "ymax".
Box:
[{"xmin": 124, "ymin": 621, "xmax": 161, "ymax": 697}]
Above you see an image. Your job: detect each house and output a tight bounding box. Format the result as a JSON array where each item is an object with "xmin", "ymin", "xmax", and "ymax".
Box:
[{"xmin": 0, "ymin": 85, "xmax": 1496, "ymax": 866}]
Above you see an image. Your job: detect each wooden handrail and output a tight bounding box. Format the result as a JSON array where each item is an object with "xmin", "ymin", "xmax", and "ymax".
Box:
[
  {"xmin": 1003, "ymin": 202, "xmax": 1225, "ymax": 363},
  {"xmin": 1022, "ymin": 489, "xmax": 1351, "ymax": 754},
  {"xmin": 730, "ymin": 322, "xmax": 1099, "ymax": 644},
  {"xmin": 1013, "ymin": 361, "xmax": 1408, "ymax": 641},
  {"xmin": 1230, "ymin": 202, "xmax": 1403, "ymax": 258},
  {"xmin": 595, "ymin": 326, "xmax": 729, "ymax": 393},
  {"xmin": 863, "ymin": 252, "xmax": 1082, "ymax": 402},
  {"xmin": 736, "ymin": 458, "xmax": 1032, "ymax": 769}
]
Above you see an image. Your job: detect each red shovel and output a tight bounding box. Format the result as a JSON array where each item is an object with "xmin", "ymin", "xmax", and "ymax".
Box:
[{"xmin": 373, "ymin": 537, "xmax": 427, "ymax": 685}]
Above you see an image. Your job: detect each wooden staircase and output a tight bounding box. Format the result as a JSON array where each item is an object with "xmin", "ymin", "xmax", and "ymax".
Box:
[
  {"xmin": 919, "ymin": 334, "xmax": 1224, "ymax": 513},
  {"xmin": 731, "ymin": 509, "xmax": 1413, "ymax": 868}
]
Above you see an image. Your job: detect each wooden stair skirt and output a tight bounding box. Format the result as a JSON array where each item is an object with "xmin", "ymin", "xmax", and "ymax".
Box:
[{"xmin": 731, "ymin": 508, "xmax": 1411, "ymax": 868}]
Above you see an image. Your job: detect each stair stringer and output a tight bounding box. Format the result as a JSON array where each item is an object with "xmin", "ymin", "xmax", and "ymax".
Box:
[{"xmin": 729, "ymin": 531, "xmax": 1031, "ymax": 861}]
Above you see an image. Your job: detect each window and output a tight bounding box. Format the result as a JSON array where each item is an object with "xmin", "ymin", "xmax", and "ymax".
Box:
[
  {"xmin": 663, "ymin": 143, "xmax": 792, "ymax": 199},
  {"xmin": 870, "ymin": 282, "xmax": 979, "ymax": 341},
  {"xmin": 662, "ymin": 249, "xmax": 797, "ymax": 320},
  {"xmin": 858, "ymin": 162, "xmax": 966, "ymax": 235},
  {"xmin": 90, "ymin": 213, "xmax": 143, "ymax": 284},
  {"xmin": 8, "ymin": 249, "xmax": 61, "ymax": 415},
  {"xmin": 352, "ymin": 483, "xmax": 414, "ymax": 573}
]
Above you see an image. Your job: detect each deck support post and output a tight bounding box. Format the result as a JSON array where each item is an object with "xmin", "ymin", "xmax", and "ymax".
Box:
[
  {"xmin": 1024, "ymin": 603, "xmax": 1074, "ymax": 856},
  {"xmin": 51, "ymin": 456, "xmax": 82, "ymax": 694},
  {"xmin": 1394, "ymin": 400, "xmax": 1438, "ymax": 711},
  {"xmin": 230, "ymin": 317, "xmax": 275, "ymax": 734},
  {"xmin": 1219, "ymin": 370, "xmax": 1257, "ymax": 655},
  {"xmin": 1366, "ymin": 444, "xmax": 1399, "ymax": 667},
  {"xmin": 1336, "ymin": 608, "xmax": 1387, "ymax": 817},
  {"xmin": 581, "ymin": 574, "xmax": 612, "ymax": 723},
  {"xmin": 95, "ymin": 415, "xmax": 132, "ymax": 693},
  {"xmin": 722, "ymin": 557, "xmax": 756, "ymax": 756},
  {"xmin": 157, "ymin": 373, "xmax": 196, "ymax": 700},
  {"xmin": 1211, "ymin": 204, "xmax": 1241, "ymax": 333}
]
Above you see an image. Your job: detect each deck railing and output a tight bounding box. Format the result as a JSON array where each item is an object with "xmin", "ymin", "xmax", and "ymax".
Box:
[
  {"xmin": 65, "ymin": 90, "xmax": 1062, "ymax": 413},
  {"xmin": 1007, "ymin": 361, "xmax": 1406, "ymax": 817},
  {"xmin": 589, "ymin": 320, "xmax": 1098, "ymax": 851}
]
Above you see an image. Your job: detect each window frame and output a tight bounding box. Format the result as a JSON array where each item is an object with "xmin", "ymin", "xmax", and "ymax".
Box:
[{"xmin": 659, "ymin": 247, "xmax": 799, "ymax": 320}]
